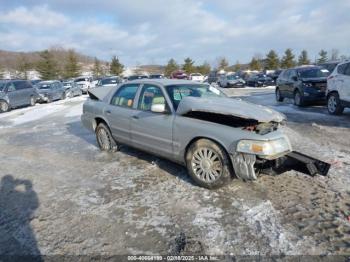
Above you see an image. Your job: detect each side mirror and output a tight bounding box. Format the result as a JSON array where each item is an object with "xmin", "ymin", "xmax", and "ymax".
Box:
[
  {"xmin": 151, "ymin": 104, "xmax": 166, "ymax": 113},
  {"xmin": 292, "ymin": 76, "xmax": 298, "ymax": 81}
]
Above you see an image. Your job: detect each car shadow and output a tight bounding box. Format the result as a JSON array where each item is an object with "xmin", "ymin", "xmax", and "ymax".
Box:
[
  {"xmin": 66, "ymin": 121, "xmax": 196, "ymax": 187},
  {"xmin": 0, "ymin": 175, "xmax": 42, "ymax": 261}
]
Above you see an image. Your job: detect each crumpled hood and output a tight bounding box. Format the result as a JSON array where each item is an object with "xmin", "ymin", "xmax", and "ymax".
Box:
[{"xmin": 177, "ymin": 96, "xmax": 286, "ymax": 123}]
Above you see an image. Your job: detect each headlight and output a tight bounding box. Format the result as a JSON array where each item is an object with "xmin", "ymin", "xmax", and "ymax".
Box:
[
  {"xmin": 302, "ymin": 82, "xmax": 312, "ymax": 88},
  {"xmin": 236, "ymin": 137, "xmax": 291, "ymax": 158}
]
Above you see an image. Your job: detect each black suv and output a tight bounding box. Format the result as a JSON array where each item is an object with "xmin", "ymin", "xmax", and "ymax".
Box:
[{"xmin": 275, "ymin": 66, "xmax": 329, "ymax": 106}]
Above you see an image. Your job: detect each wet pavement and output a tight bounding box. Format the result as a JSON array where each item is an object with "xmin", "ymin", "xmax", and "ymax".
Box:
[{"xmin": 0, "ymin": 90, "xmax": 349, "ymax": 257}]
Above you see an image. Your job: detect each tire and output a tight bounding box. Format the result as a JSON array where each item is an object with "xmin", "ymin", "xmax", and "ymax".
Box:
[
  {"xmin": 294, "ymin": 90, "xmax": 305, "ymax": 107},
  {"xmin": 30, "ymin": 96, "xmax": 36, "ymax": 106},
  {"xmin": 47, "ymin": 96, "xmax": 52, "ymax": 103},
  {"xmin": 275, "ymin": 88, "xmax": 284, "ymax": 102},
  {"xmin": 95, "ymin": 123, "xmax": 117, "ymax": 152},
  {"xmin": 61, "ymin": 92, "xmax": 66, "ymax": 100},
  {"xmin": 185, "ymin": 139, "xmax": 232, "ymax": 189},
  {"xmin": 0, "ymin": 100, "xmax": 10, "ymax": 113},
  {"xmin": 327, "ymin": 92, "xmax": 344, "ymax": 115}
]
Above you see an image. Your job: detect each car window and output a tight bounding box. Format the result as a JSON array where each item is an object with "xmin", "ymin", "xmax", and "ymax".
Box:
[
  {"xmin": 298, "ymin": 68, "xmax": 329, "ymax": 78},
  {"xmin": 13, "ymin": 81, "xmax": 27, "ymax": 90},
  {"xmin": 342, "ymin": 63, "xmax": 350, "ymax": 76},
  {"xmin": 7, "ymin": 83, "xmax": 17, "ymax": 92},
  {"xmin": 111, "ymin": 84, "xmax": 139, "ymax": 108},
  {"xmin": 289, "ymin": 70, "xmax": 297, "ymax": 80},
  {"xmin": 138, "ymin": 85, "xmax": 167, "ymax": 112}
]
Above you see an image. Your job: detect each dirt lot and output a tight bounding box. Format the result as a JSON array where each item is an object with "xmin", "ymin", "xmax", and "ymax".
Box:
[{"xmin": 0, "ymin": 89, "xmax": 349, "ymax": 257}]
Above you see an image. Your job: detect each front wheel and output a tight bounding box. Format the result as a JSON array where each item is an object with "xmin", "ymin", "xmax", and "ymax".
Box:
[
  {"xmin": 30, "ymin": 96, "xmax": 36, "ymax": 106},
  {"xmin": 186, "ymin": 139, "xmax": 232, "ymax": 189},
  {"xmin": 95, "ymin": 123, "xmax": 117, "ymax": 152},
  {"xmin": 294, "ymin": 90, "xmax": 305, "ymax": 106},
  {"xmin": 327, "ymin": 93, "xmax": 344, "ymax": 115},
  {"xmin": 0, "ymin": 100, "xmax": 9, "ymax": 113}
]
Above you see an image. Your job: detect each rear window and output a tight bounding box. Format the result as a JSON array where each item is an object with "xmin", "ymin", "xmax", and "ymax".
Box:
[
  {"xmin": 298, "ymin": 68, "xmax": 329, "ymax": 78},
  {"xmin": 101, "ymin": 78, "xmax": 120, "ymax": 85},
  {"xmin": 337, "ymin": 63, "xmax": 349, "ymax": 75},
  {"xmin": 0, "ymin": 81, "xmax": 6, "ymax": 91}
]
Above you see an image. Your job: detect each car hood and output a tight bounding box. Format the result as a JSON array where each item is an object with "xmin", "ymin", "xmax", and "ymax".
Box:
[
  {"xmin": 177, "ymin": 96, "xmax": 286, "ymax": 123},
  {"xmin": 301, "ymin": 77, "xmax": 327, "ymax": 83}
]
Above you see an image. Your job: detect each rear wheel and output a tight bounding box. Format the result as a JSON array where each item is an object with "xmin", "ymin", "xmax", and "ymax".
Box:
[
  {"xmin": 95, "ymin": 123, "xmax": 117, "ymax": 152},
  {"xmin": 294, "ymin": 90, "xmax": 305, "ymax": 106},
  {"xmin": 275, "ymin": 88, "xmax": 284, "ymax": 102},
  {"xmin": 186, "ymin": 139, "xmax": 232, "ymax": 189},
  {"xmin": 327, "ymin": 93, "xmax": 344, "ymax": 115},
  {"xmin": 61, "ymin": 92, "xmax": 66, "ymax": 100},
  {"xmin": 0, "ymin": 100, "xmax": 9, "ymax": 113},
  {"xmin": 30, "ymin": 96, "xmax": 36, "ymax": 106}
]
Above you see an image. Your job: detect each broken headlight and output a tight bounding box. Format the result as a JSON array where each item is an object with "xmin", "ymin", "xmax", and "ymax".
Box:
[{"xmin": 236, "ymin": 137, "xmax": 291, "ymax": 158}]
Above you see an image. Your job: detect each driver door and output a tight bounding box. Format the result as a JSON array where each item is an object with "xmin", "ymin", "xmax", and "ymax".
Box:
[{"xmin": 130, "ymin": 84, "xmax": 174, "ymax": 158}]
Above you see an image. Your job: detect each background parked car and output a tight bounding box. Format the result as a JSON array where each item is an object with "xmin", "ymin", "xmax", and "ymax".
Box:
[
  {"xmin": 246, "ymin": 73, "xmax": 274, "ymax": 87},
  {"xmin": 36, "ymin": 80, "xmax": 66, "ymax": 103},
  {"xmin": 97, "ymin": 76, "xmax": 122, "ymax": 87},
  {"xmin": 127, "ymin": 75, "xmax": 149, "ymax": 81},
  {"xmin": 189, "ymin": 73, "xmax": 205, "ymax": 82},
  {"xmin": 0, "ymin": 80, "xmax": 38, "ymax": 113},
  {"xmin": 276, "ymin": 66, "xmax": 329, "ymax": 106},
  {"xmin": 268, "ymin": 69, "xmax": 282, "ymax": 84},
  {"xmin": 218, "ymin": 74, "xmax": 245, "ymax": 88},
  {"xmin": 30, "ymin": 79, "xmax": 42, "ymax": 86},
  {"xmin": 74, "ymin": 76, "xmax": 92, "ymax": 94},
  {"xmin": 149, "ymin": 74, "xmax": 164, "ymax": 79},
  {"xmin": 326, "ymin": 60, "xmax": 350, "ymax": 115},
  {"xmin": 170, "ymin": 70, "xmax": 188, "ymax": 79},
  {"xmin": 63, "ymin": 81, "xmax": 82, "ymax": 98},
  {"xmin": 319, "ymin": 61, "xmax": 341, "ymax": 74}
]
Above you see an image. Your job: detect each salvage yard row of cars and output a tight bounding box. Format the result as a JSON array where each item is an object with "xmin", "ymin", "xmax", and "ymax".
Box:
[{"xmin": 275, "ymin": 60, "xmax": 350, "ymax": 115}]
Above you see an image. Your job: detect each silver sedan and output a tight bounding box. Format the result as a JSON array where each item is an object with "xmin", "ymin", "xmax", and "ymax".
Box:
[{"xmin": 81, "ymin": 79, "xmax": 329, "ymax": 188}]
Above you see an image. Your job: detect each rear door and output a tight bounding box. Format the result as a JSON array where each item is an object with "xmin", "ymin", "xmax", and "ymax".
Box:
[
  {"xmin": 13, "ymin": 81, "xmax": 28, "ymax": 106},
  {"xmin": 105, "ymin": 83, "xmax": 140, "ymax": 144},
  {"xmin": 6, "ymin": 82, "xmax": 20, "ymax": 107},
  {"xmin": 130, "ymin": 84, "xmax": 174, "ymax": 158},
  {"xmin": 340, "ymin": 62, "xmax": 350, "ymax": 102}
]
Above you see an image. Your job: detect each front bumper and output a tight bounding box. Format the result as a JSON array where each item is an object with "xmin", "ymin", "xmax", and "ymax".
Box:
[
  {"xmin": 37, "ymin": 94, "xmax": 50, "ymax": 102},
  {"xmin": 231, "ymin": 151, "xmax": 330, "ymax": 180}
]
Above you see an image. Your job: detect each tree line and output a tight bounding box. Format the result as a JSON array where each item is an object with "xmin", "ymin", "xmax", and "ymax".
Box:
[{"xmin": 11, "ymin": 49, "xmax": 124, "ymax": 80}]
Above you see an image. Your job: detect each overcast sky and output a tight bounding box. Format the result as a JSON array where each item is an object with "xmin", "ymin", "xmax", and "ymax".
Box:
[{"xmin": 0, "ymin": 0, "xmax": 349, "ymax": 66}]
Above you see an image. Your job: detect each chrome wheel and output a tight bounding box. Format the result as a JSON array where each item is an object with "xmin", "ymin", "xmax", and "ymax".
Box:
[
  {"xmin": 30, "ymin": 96, "xmax": 35, "ymax": 106},
  {"xmin": 328, "ymin": 95, "xmax": 337, "ymax": 113},
  {"xmin": 0, "ymin": 101, "xmax": 9, "ymax": 112},
  {"xmin": 97, "ymin": 127, "xmax": 110, "ymax": 150},
  {"xmin": 191, "ymin": 148, "xmax": 222, "ymax": 183}
]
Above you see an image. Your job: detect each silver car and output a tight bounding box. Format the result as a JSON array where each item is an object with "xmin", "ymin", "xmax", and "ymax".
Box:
[
  {"xmin": 36, "ymin": 80, "xmax": 66, "ymax": 103},
  {"xmin": 81, "ymin": 79, "xmax": 330, "ymax": 188},
  {"xmin": 0, "ymin": 80, "xmax": 38, "ymax": 113}
]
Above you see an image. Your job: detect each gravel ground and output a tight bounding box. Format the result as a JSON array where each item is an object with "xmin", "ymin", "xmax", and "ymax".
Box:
[{"xmin": 0, "ymin": 89, "xmax": 349, "ymax": 258}]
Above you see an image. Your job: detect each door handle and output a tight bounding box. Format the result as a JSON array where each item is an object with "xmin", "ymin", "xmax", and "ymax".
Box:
[
  {"xmin": 105, "ymin": 110, "xmax": 111, "ymax": 115},
  {"xmin": 132, "ymin": 115, "xmax": 139, "ymax": 119}
]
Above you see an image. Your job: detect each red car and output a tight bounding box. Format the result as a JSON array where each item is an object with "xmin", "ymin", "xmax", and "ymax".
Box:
[{"xmin": 171, "ymin": 70, "xmax": 188, "ymax": 79}]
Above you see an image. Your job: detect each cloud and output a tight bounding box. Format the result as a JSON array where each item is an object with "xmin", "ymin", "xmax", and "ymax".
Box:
[{"xmin": 0, "ymin": 1, "xmax": 349, "ymax": 65}]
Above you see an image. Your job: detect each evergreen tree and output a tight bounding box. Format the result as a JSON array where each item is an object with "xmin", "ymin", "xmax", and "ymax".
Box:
[
  {"xmin": 17, "ymin": 54, "xmax": 31, "ymax": 79},
  {"xmin": 109, "ymin": 56, "xmax": 124, "ymax": 76},
  {"xmin": 265, "ymin": 50, "xmax": 279, "ymax": 69},
  {"xmin": 63, "ymin": 50, "xmax": 80, "ymax": 79},
  {"xmin": 233, "ymin": 61, "xmax": 241, "ymax": 72},
  {"xmin": 182, "ymin": 57, "xmax": 195, "ymax": 74},
  {"xmin": 36, "ymin": 50, "xmax": 59, "ymax": 80},
  {"xmin": 164, "ymin": 58, "xmax": 179, "ymax": 77},
  {"xmin": 218, "ymin": 57, "xmax": 229, "ymax": 71},
  {"xmin": 298, "ymin": 50, "xmax": 310, "ymax": 65},
  {"xmin": 196, "ymin": 61, "xmax": 211, "ymax": 75},
  {"xmin": 330, "ymin": 49, "xmax": 339, "ymax": 61},
  {"xmin": 92, "ymin": 57, "xmax": 103, "ymax": 77},
  {"xmin": 0, "ymin": 65, "xmax": 3, "ymax": 79},
  {"xmin": 249, "ymin": 57, "xmax": 262, "ymax": 71},
  {"xmin": 280, "ymin": 48, "xmax": 296, "ymax": 69},
  {"xmin": 317, "ymin": 49, "xmax": 328, "ymax": 64}
]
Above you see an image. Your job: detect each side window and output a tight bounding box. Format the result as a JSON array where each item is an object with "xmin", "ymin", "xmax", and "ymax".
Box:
[
  {"xmin": 7, "ymin": 83, "xmax": 17, "ymax": 92},
  {"xmin": 13, "ymin": 81, "xmax": 26, "ymax": 90},
  {"xmin": 343, "ymin": 63, "xmax": 350, "ymax": 76},
  {"xmin": 289, "ymin": 70, "xmax": 297, "ymax": 80},
  {"xmin": 337, "ymin": 63, "xmax": 348, "ymax": 75},
  {"xmin": 111, "ymin": 84, "xmax": 139, "ymax": 108},
  {"xmin": 138, "ymin": 85, "xmax": 167, "ymax": 112}
]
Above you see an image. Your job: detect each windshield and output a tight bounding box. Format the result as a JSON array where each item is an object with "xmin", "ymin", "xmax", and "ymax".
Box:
[
  {"xmin": 227, "ymin": 75, "xmax": 239, "ymax": 80},
  {"xmin": 101, "ymin": 78, "xmax": 120, "ymax": 85},
  {"xmin": 166, "ymin": 84, "xmax": 225, "ymax": 110},
  {"xmin": 75, "ymin": 78, "xmax": 89, "ymax": 82},
  {"xmin": 37, "ymin": 83, "xmax": 52, "ymax": 89},
  {"xmin": 298, "ymin": 68, "xmax": 329, "ymax": 78},
  {"xmin": 63, "ymin": 83, "xmax": 72, "ymax": 87}
]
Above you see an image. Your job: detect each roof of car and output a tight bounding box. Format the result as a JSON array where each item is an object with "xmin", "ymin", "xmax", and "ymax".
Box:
[{"xmin": 127, "ymin": 79, "xmax": 207, "ymax": 86}]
